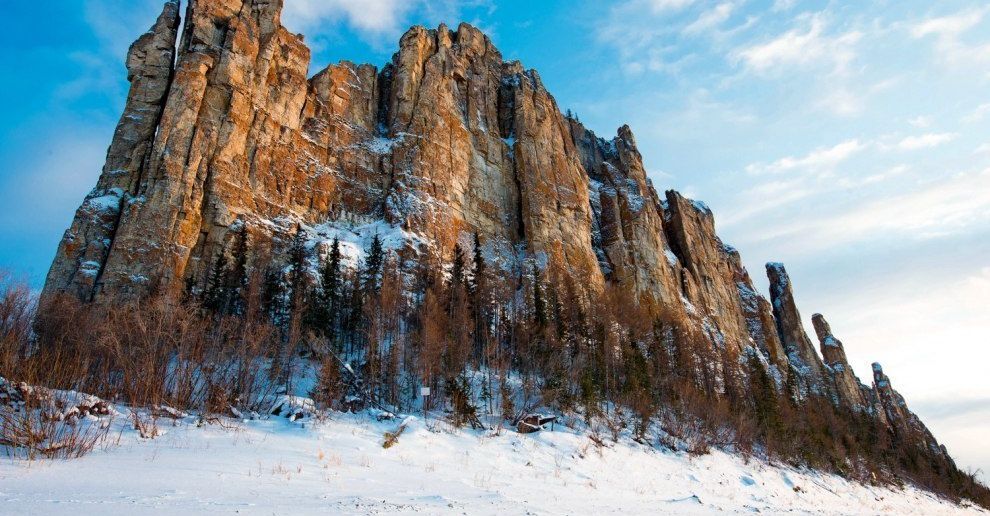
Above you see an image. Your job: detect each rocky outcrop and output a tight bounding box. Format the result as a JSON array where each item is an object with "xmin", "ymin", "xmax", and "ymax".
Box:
[
  {"xmin": 44, "ymin": 2, "xmax": 948, "ymax": 463},
  {"xmin": 43, "ymin": 0, "xmax": 181, "ymax": 300},
  {"xmin": 812, "ymin": 314, "xmax": 867, "ymax": 409},
  {"xmin": 45, "ymin": 0, "xmax": 787, "ymax": 380},
  {"xmin": 766, "ymin": 263, "xmax": 829, "ymax": 397},
  {"xmin": 872, "ymin": 363, "xmax": 954, "ymax": 464}
]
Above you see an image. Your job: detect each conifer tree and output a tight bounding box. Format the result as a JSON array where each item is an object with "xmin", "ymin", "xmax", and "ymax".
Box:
[
  {"xmin": 311, "ymin": 357, "xmax": 342, "ymax": 409},
  {"xmin": 451, "ymin": 243, "xmax": 466, "ymax": 288},
  {"xmin": 204, "ymin": 248, "xmax": 230, "ymax": 313},
  {"xmin": 532, "ymin": 263, "xmax": 547, "ymax": 328},
  {"xmin": 226, "ymin": 224, "xmax": 250, "ymax": 315},
  {"xmin": 361, "ymin": 233, "xmax": 384, "ymax": 294},
  {"xmin": 469, "ymin": 233, "xmax": 488, "ymax": 363},
  {"xmin": 286, "ymin": 226, "xmax": 309, "ymax": 314},
  {"xmin": 312, "ymin": 237, "xmax": 342, "ymax": 341},
  {"xmin": 747, "ymin": 352, "xmax": 783, "ymax": 443},
  {"xmin": 261, "ymin": 265, "xmax": 286, "ymax": 325},
  {"xmin": 469, "ymin": 233, "xmax": 485, "ymax": 295},
  {"xmin": 445, "ymin": 245, "xmax": 472, "ymax": 374}
]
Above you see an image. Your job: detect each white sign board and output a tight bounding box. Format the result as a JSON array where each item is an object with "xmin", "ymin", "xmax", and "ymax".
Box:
[{"xmin": 420, "ymin": 387, "xmax": 431, "ymax": 397}]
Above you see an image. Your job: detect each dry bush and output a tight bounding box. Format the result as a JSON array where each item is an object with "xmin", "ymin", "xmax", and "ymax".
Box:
[
  {"xmin": 0, "ymin": 383, "xmax": 114, "ymax": 460},
  {"xmin": 2, "ymin": 274, "xmax": 283, "ymax": 428}
]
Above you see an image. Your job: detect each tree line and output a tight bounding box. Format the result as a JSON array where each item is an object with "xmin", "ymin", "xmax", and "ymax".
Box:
[{"xmin": 1, "ymin": 222, "xmax": 986, "ymax": 508}]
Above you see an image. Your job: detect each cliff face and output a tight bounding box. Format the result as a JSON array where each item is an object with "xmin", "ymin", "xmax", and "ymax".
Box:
[{"xmin": 45, "ymin": 0, "xmax": 946, "ymax": 460}]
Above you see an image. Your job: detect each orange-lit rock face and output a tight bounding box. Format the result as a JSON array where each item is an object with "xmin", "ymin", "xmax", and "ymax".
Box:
[
  {"xmin": 43, "ymin": 0, "xmax": 814, "ymax": 398},
  {"xmin": 43, "ymin": 3, "xmax": 959, "ymax": 467}
]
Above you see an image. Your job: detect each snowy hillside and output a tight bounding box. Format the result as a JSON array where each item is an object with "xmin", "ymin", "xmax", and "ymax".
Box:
[{"xmin": 0, "ymin": 408, "xmax": 983, "ymax": 515}]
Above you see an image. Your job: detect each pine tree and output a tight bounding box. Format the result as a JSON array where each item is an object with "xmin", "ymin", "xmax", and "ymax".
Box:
[
  {"xmin": 361, "ymin": 233, "xmax": 384, "ymax": 294},
  {"xmin": 204, "ymin": 248, "xmax": 230, "ymax": 312},
  {"xmin": 747, "ymin": 352, "xmax": 783, "ymax": 443},
  {"xmin": 469, "ymin": 233, "xmax": 487, "ymax": 360},
  {"xmin": 532, "ymin": 263, "xmax": 547, "ymax": 327},
  {"xmin": 312, "ymin": 237, "xmax": 342, "ymax": 341},
  {"xmin": 226, "ymin": 224, "xmax": 250, "ymax": 315},
  {"xmin": 451, "ymin": 243, "xmax": 466, "ymax": 288},
  {"xmin": 286, "ymin": 226, "xmax": 309, "ymax": 314},
  {"xmin": 469, "ymin": 233, "xmax": 485, "ymax": 295},
  {"xmin": 262, "ymin": 265, "xmax": 286, "ymax": 325},
  {"xmin": 311, "ymin": 357, "xmax": 342, "ymax": 410}
]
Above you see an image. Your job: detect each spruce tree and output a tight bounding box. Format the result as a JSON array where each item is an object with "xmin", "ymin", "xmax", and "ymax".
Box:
[
  {"xmin": 361, "ymin": 234, "xmax": 384, "ymax": 294},
  {"xmin": 204, "ymin": 249, "xmax": 230, "ymax": 312},
  {"xmin": 532, "ymin": 263, "xmax": 547, "ymax": 327},
  {"xmin": 451, "ymin": 243, "xmax": 466, "ymax": 288},
  {"xmin": 286, "ymin": 226, "xmax": 309, "ymax": 314},
  {"xmin": 748, "ymin": 352, "xmax": 783, "ymax": 442},
  {"xmin": 469, "ymin": 233, "xmax": 485, "ymax": 295},
  {"xmin": 469, "ymin": 233, "xmax": 487, "ymax": 359},
  {"xmin": 262, "ymin": 265, "xmax": 286, "ymax": 325},
  {"xmin": 313, "ymin": 237, "xmax": 342, "ymax": 341},
  {"xmin": 226, "ymin": 224, "xmax": 250, "ymax": 315}
]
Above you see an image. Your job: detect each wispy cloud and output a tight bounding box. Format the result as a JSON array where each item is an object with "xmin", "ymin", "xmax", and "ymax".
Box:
[
  {"xmin": 683, "ymin": 3, "xmax": 735, "ymax": 36},
  {"xmin": 745, "ymin": 168, "xmax": 990, "ymax": 250},
  {"xmin": 733, "ymin": 15, "xmax": 861, "ymax": 75},
  {"xmin": 910, "ymin": 8, "xmax": 987, "ymax": 38},
  {"xmin": 648, "ymin": 0, "xmax": 696, "ymax": 12},
  {"xmin": 283, "ymin": 0, "xmax": 415, "ymax": 36},
  {"xmin": 745, "ymin": 139, "xmax": 867, "ymax": 175},
  {"xmin": 910, "ymin": 7, "xmax": 990, "ymax": 69},
  {"xmin": 963, "ymin": 102, "xmax": 990, "ymax": 123},
  {"xmin": 896, "ymin": 132, "xmax": 956, "ymax": 150}
]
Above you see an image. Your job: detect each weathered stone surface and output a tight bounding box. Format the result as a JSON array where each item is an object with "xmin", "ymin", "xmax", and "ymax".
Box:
[
  {"xmin": 570, "ymin": 121, "xmax": 680, "ymax": 305},
  {"xmin": 43, "ymin": 0, "xmax": 181, "ymax": 300},
  {"xmin": 766, "ymin": 263, "xmax": 829, "ymax": 397},
  {"xmin": 42, "ymin": 4, "xmax": 941, "ymax": 442},
  {"xmin": 812, "ymin": 314, "xmax": 867, "ymax": 409},
  {"xmin": 871, "ymin": 363, "xmax": 952, "ymax": 464}
]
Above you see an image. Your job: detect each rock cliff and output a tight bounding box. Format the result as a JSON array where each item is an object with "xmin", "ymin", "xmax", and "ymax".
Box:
[{"xmin": 45, "ymin": 0, "xmax": 949, "ymax": 467}]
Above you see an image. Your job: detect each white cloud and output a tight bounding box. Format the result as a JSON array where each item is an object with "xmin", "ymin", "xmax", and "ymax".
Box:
[
  {"xmin": 910, "ymin": 9, "xmax": 986, "ymax": 39},
  {"xmin": 910, "ymin": 8, "xmax": 990, "ymax": 69},
  {"xmin": 649, "ymin": 0, "xmax": 696, "ymax": 12},
  {"xmin": 860, "ymin": 164, "xmax": 909, "ymax": 185},
  {"xmin": 896, "ymin": 132, "xmax": 956, "ymax": 150},
  {"xmin": 817, "ymin": 88, "xmax": 863, "ymax": 117},
  {"xmin": 734, "ymin": 16, "xmax": 861, "ymax": 75},
  {"xmin": 963, "ymin": 102, "xmax": 990, "ymax": 123},
  {"xmin": 282, "ymin": 0, "xmax": 414, "ymax": 36},
  {"xmin": 718, "ymin": 179, "xmax": 812, "ymax": 227},
  {"xmin": 745, "ymin": 139, "xmax": 867, "ymax": 175},
  {"xmin": 749, "ymin": 168, "xmax": 990, "ymax": 249},
  {"xmin": 683, "ymin": 3, "xmax": 735, "ymax": 36},
  {"xmin": 772, "ymin": 0, "xmax": 795, "ymax": 13},
  {"xmin": 908, "ymin": 116, "xmax": 931, "ymax": 128},
  {"xmin": 837, "ymin": 164, "xmax": 910, "ymax": 188}
]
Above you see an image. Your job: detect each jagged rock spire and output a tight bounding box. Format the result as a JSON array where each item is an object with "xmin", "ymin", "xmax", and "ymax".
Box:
[
  {"xmin": 812, "ymin": 313, "xmax": 867, "ymax": 409},
  {"xmin": 43, "ymin": 0, "xmax": 181, "ymax": 300},
  {"xmin": 870, "ymin": 362, "xmax": 952, "ymax": 465},
  {"xmin": 766, "ymin": 263, "xmax": 829, "ymax": 397}
]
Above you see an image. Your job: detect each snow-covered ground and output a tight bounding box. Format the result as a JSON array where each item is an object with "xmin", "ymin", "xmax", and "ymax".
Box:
[{"xmin": 0, "ymin": 409, "xmax": 984, "ymax": 515}]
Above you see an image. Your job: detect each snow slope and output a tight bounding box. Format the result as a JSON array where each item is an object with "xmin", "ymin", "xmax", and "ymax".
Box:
[{"xmin": 0, "ymin": 410, "xmax": 984, "ymax": 515}]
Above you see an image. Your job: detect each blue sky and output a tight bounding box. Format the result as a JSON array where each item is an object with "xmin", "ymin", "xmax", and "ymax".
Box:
[{"xmin": 1, "ymin": 0, "xmax": 988, "ymax": 479}]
